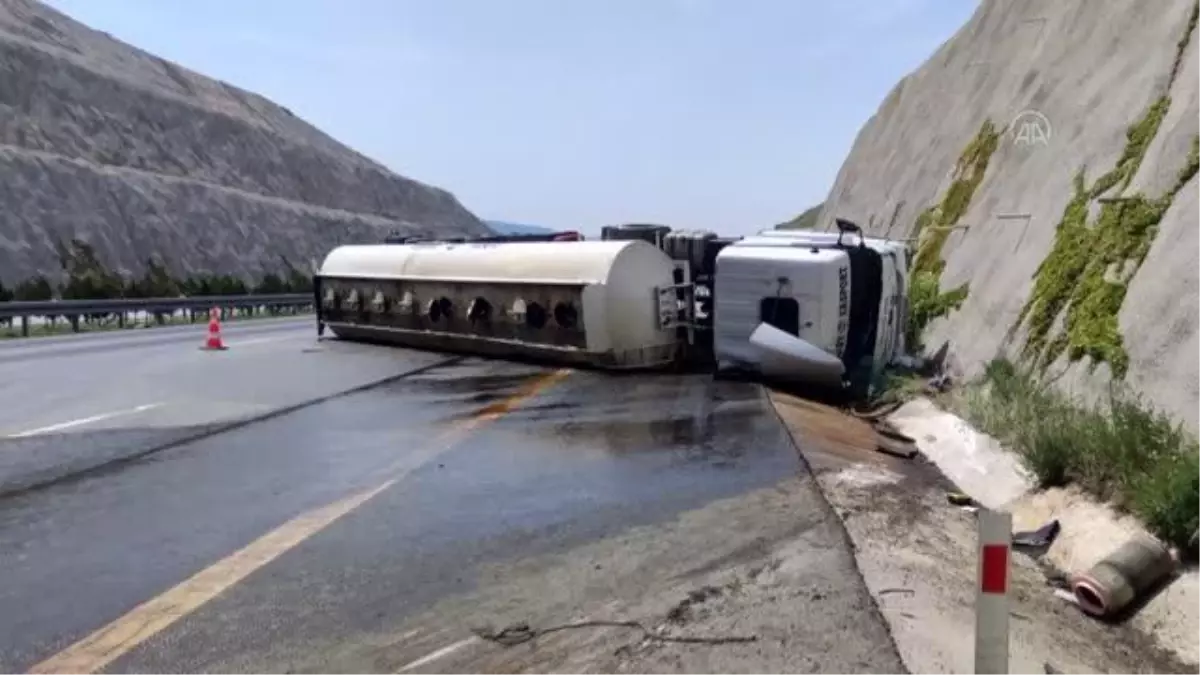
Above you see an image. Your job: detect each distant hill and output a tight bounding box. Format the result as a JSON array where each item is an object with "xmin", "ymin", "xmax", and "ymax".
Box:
[
  {"xmin": 776, "ymin": 203, "xmax": 824, "ymax": 230},
  {"xmin": 485, "ymin": 220, "xmax": 555, "ymax": 236},
  {"xmin": 0, "ymin": 0, "xmax": 488, "ymax": 288}
]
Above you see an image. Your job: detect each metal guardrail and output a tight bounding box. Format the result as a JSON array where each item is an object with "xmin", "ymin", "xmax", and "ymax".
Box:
[{"xmin": 0, "ymin": 293, "xmax": 314, "ymax": 337}]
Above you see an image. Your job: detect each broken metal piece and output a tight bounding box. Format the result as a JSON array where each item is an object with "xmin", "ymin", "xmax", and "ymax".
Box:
[{"xmin": 1013, "ymin": 520, "xmax": 1061, "ymax": 550}]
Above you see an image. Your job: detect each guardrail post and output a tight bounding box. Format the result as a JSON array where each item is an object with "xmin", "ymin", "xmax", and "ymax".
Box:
[
  {"xmin": 69, "ymin": 314, "xmax": 80, "ymax": 333},
  {"xmin": 21, "ymin": 315, "xmax": 29, "ymax": 337},
  {"xmin": 975, "ymin": 508, "xmax": 1011, "ymax": 674}
]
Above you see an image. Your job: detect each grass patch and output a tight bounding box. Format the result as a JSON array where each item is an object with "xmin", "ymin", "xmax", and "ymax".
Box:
[
  {"xmin": 905, "ymin": 119, "xmax": 1001, "ymax": 348},
  {"xmin": 963, "ymin": 358, "xmax": 1199, "ymax": 555}
]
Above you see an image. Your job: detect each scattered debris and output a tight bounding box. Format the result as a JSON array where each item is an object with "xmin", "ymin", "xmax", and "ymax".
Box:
[
  {"xmin": 873, "ymin": 419, "xmax": 916, "ymax": 444},
  {"xmin": 471, "ymin": 620, "xmax": 757, "ymax": 648},
  {"xmin": 1044, "ymin": 660, "xmax": 1064, "ymax": 674},
  {"xmin": 1013, "ymin": 519, "xmax": 1062, "ymax": 551},
  {"xmin": 1053, "ymin": 588, "xmax": 1079, "ymax": 605},
  {"xmin": 874, "ymin": 437, "xmax": 919, "ymax": 459},
  {"xmin": 666, "ymin": 585, "xmax": 723, "ymax": 624},
  {"xmin": 891, "ymin": 351, "xmax": 946, "ymax": 377},
  {"xmin": 872, "ymin": 418, "xmax": 920, "ymax": 459},
  {"xmin": 878, "ymin": 587, "xmax": 915, "ymax": 597},
  {"xmin": 924, "ymin": 372, "xmax": 953, "ymax": 394},
  {"xmin": 849, "ymin": 399, "xmax": 905, "ymax": 421},
  {"xmin": 946, "ymin": 491, "xmax": 976, "ymax": 507},
  {"xmin": 1070, "ymin": 534, "xmax": 1177, "ymax": 618},
  {"xmin": 1043, "ymin": 568, "xmax": 1071, "ymax": 590}
]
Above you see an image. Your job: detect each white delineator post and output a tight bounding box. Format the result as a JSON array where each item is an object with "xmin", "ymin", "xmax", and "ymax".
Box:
[{"xmin": 975, "ymin": 508, "xmax": 1011, "ymax": 674}]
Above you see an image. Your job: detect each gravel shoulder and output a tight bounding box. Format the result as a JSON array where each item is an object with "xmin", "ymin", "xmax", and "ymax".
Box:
[{"xmin": 769, "ymin": 390, "xmax": 1195, "ymax": 675}]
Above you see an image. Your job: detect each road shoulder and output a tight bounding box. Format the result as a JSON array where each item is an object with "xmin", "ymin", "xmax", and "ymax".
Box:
[
  {"xmin": 769, "ymin": 390, "xmax": 1193, "ymax": 674},
  {"xmin": 229, "ymin": 477, "xmax": 907, "ymax": 674}
]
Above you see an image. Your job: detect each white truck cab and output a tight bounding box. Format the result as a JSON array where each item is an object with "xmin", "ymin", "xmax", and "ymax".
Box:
[
  {"xmin": 741, "ymin": 226, "xmax": 910, "ymax": 364},
  {"xmin": 713, "ymin": 220, "xmax": 907, "ymax": 395}
]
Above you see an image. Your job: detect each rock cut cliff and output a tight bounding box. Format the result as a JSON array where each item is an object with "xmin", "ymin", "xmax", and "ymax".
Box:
[
  {"xmin": 0, "ymin": 0, "xmax": 490, "ymax": 286},
  {"xmin": 815, "ymin": 0, "xmax": 1199, "ymax": 432}
]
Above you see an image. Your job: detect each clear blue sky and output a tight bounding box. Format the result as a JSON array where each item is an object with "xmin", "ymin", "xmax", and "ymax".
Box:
[{"xmin": 45, "ymin": 0, "xmax": 977, "ymax": 236}]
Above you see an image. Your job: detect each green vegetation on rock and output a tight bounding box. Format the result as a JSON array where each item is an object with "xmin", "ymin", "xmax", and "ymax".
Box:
[
  {"xmin": 1016, "ymin": 7, "xmax": 1197, "ymax": 376},
  {"xmin": 1177, "ymin": 133, "xmax": 1199, "ymax": 191},
  {"xmin": 1088, "ymin": 96, "xmax": 1170, "ymax": 198},
  {"xmin": 1016, "ymin": 169, "xmax": 1091, "ymax": 366},
  {"xmin": 1170, "ymin": 1, "xmax": 1200, "ymax": 84},
  {"xmin": 1015, "ymin": 95, "xmax": 1197, "ymax": 377},
  {"xmin": 906, "ymin": 119, "xmax": 1001, "ymax": 348}
]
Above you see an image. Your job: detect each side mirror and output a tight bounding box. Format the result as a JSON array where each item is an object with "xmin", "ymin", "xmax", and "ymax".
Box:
[{"xmin": 834, "ymin": 218, "xmax": 863, "ymax": 247}]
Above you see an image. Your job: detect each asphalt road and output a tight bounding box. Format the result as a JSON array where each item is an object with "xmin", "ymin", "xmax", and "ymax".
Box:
[
  {"xmin": 0, "ymin": 325, "xmax": 902, "ymax": 673},
  {"xmin": 0, "ymin": 317, "xmax": 451, "ymax": 494}
]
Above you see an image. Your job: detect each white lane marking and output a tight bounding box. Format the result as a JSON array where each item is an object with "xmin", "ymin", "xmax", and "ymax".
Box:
[
  {"xmin": 8, "ymin": 403, "xmax": 163, "ymax": 438},
  {"xmin": 395, "ymin": 629, "xmax": 423, "ymax": 642},
  {"xmin": 397, "ymin": 637, "xmax": 479, "ymax": 673}
]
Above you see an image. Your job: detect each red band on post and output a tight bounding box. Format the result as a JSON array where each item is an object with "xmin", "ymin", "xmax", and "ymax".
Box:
[{"xmin": 980, "ymin": 543, "xmax": 1009, "ymax": 594}]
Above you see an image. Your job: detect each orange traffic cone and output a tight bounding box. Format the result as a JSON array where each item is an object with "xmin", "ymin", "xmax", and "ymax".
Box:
[{"xmin": 202, "ymin": 307, "xmax": 227, "ymax": 350}]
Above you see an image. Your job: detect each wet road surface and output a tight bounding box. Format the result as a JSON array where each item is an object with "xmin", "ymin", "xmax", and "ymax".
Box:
[{"xmin": 0, "ymin": 339, "xmax": 901, "ymax": 673}]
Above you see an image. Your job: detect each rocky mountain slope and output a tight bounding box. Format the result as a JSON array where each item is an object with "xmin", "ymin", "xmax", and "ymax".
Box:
[
  {"xmin": 814, "ymin": 0, "xmax": 1199, "ymax": 432},
  {"xmin": 0, "ymin": 0, "xmax": 489, "ymax": 287}
]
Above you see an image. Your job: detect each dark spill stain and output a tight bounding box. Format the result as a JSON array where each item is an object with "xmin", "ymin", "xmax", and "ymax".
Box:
[
  {"xmin": 393, "ymin": 370, "xmax": 547, "ymax": 395},
  {"xmin": 535, "ymin": 408, "xmax": 764, "ymax": 458}
]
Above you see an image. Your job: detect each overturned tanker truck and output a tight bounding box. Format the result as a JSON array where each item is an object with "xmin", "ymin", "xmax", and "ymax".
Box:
[{"xmin": 313, "ymin": 219, "xmax": 912, "ymax": 398}]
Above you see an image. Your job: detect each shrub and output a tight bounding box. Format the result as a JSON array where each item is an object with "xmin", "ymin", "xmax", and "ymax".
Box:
[{"xmin": 964, "ymin": 358, "xmax": 1199, "ymax": 554}]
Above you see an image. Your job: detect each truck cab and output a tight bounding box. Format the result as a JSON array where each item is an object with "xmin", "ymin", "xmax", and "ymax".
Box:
[
  {"xmin": 712, "ymin": 220, "xmax": 903, "ymax": 396},
  {"xmin": 740, "ymin": 225, "xmax": 910, "ymax": 369}
]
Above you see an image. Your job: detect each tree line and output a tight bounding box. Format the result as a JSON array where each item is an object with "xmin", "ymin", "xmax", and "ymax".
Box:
[{"xmin": 0, "ymin": 239, "xmax": 313, "ymax": 303}]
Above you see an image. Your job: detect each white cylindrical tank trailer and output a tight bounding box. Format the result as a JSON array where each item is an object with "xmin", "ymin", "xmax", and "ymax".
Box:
[{"xmin": 315, "ymin": 240, "xmax": 684, "ymax": 370}]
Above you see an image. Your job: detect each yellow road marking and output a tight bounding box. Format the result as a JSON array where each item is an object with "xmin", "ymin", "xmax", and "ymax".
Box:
[{"xmin": 29, "ymin": 368, "xmax": 572, "ymax": 675}]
